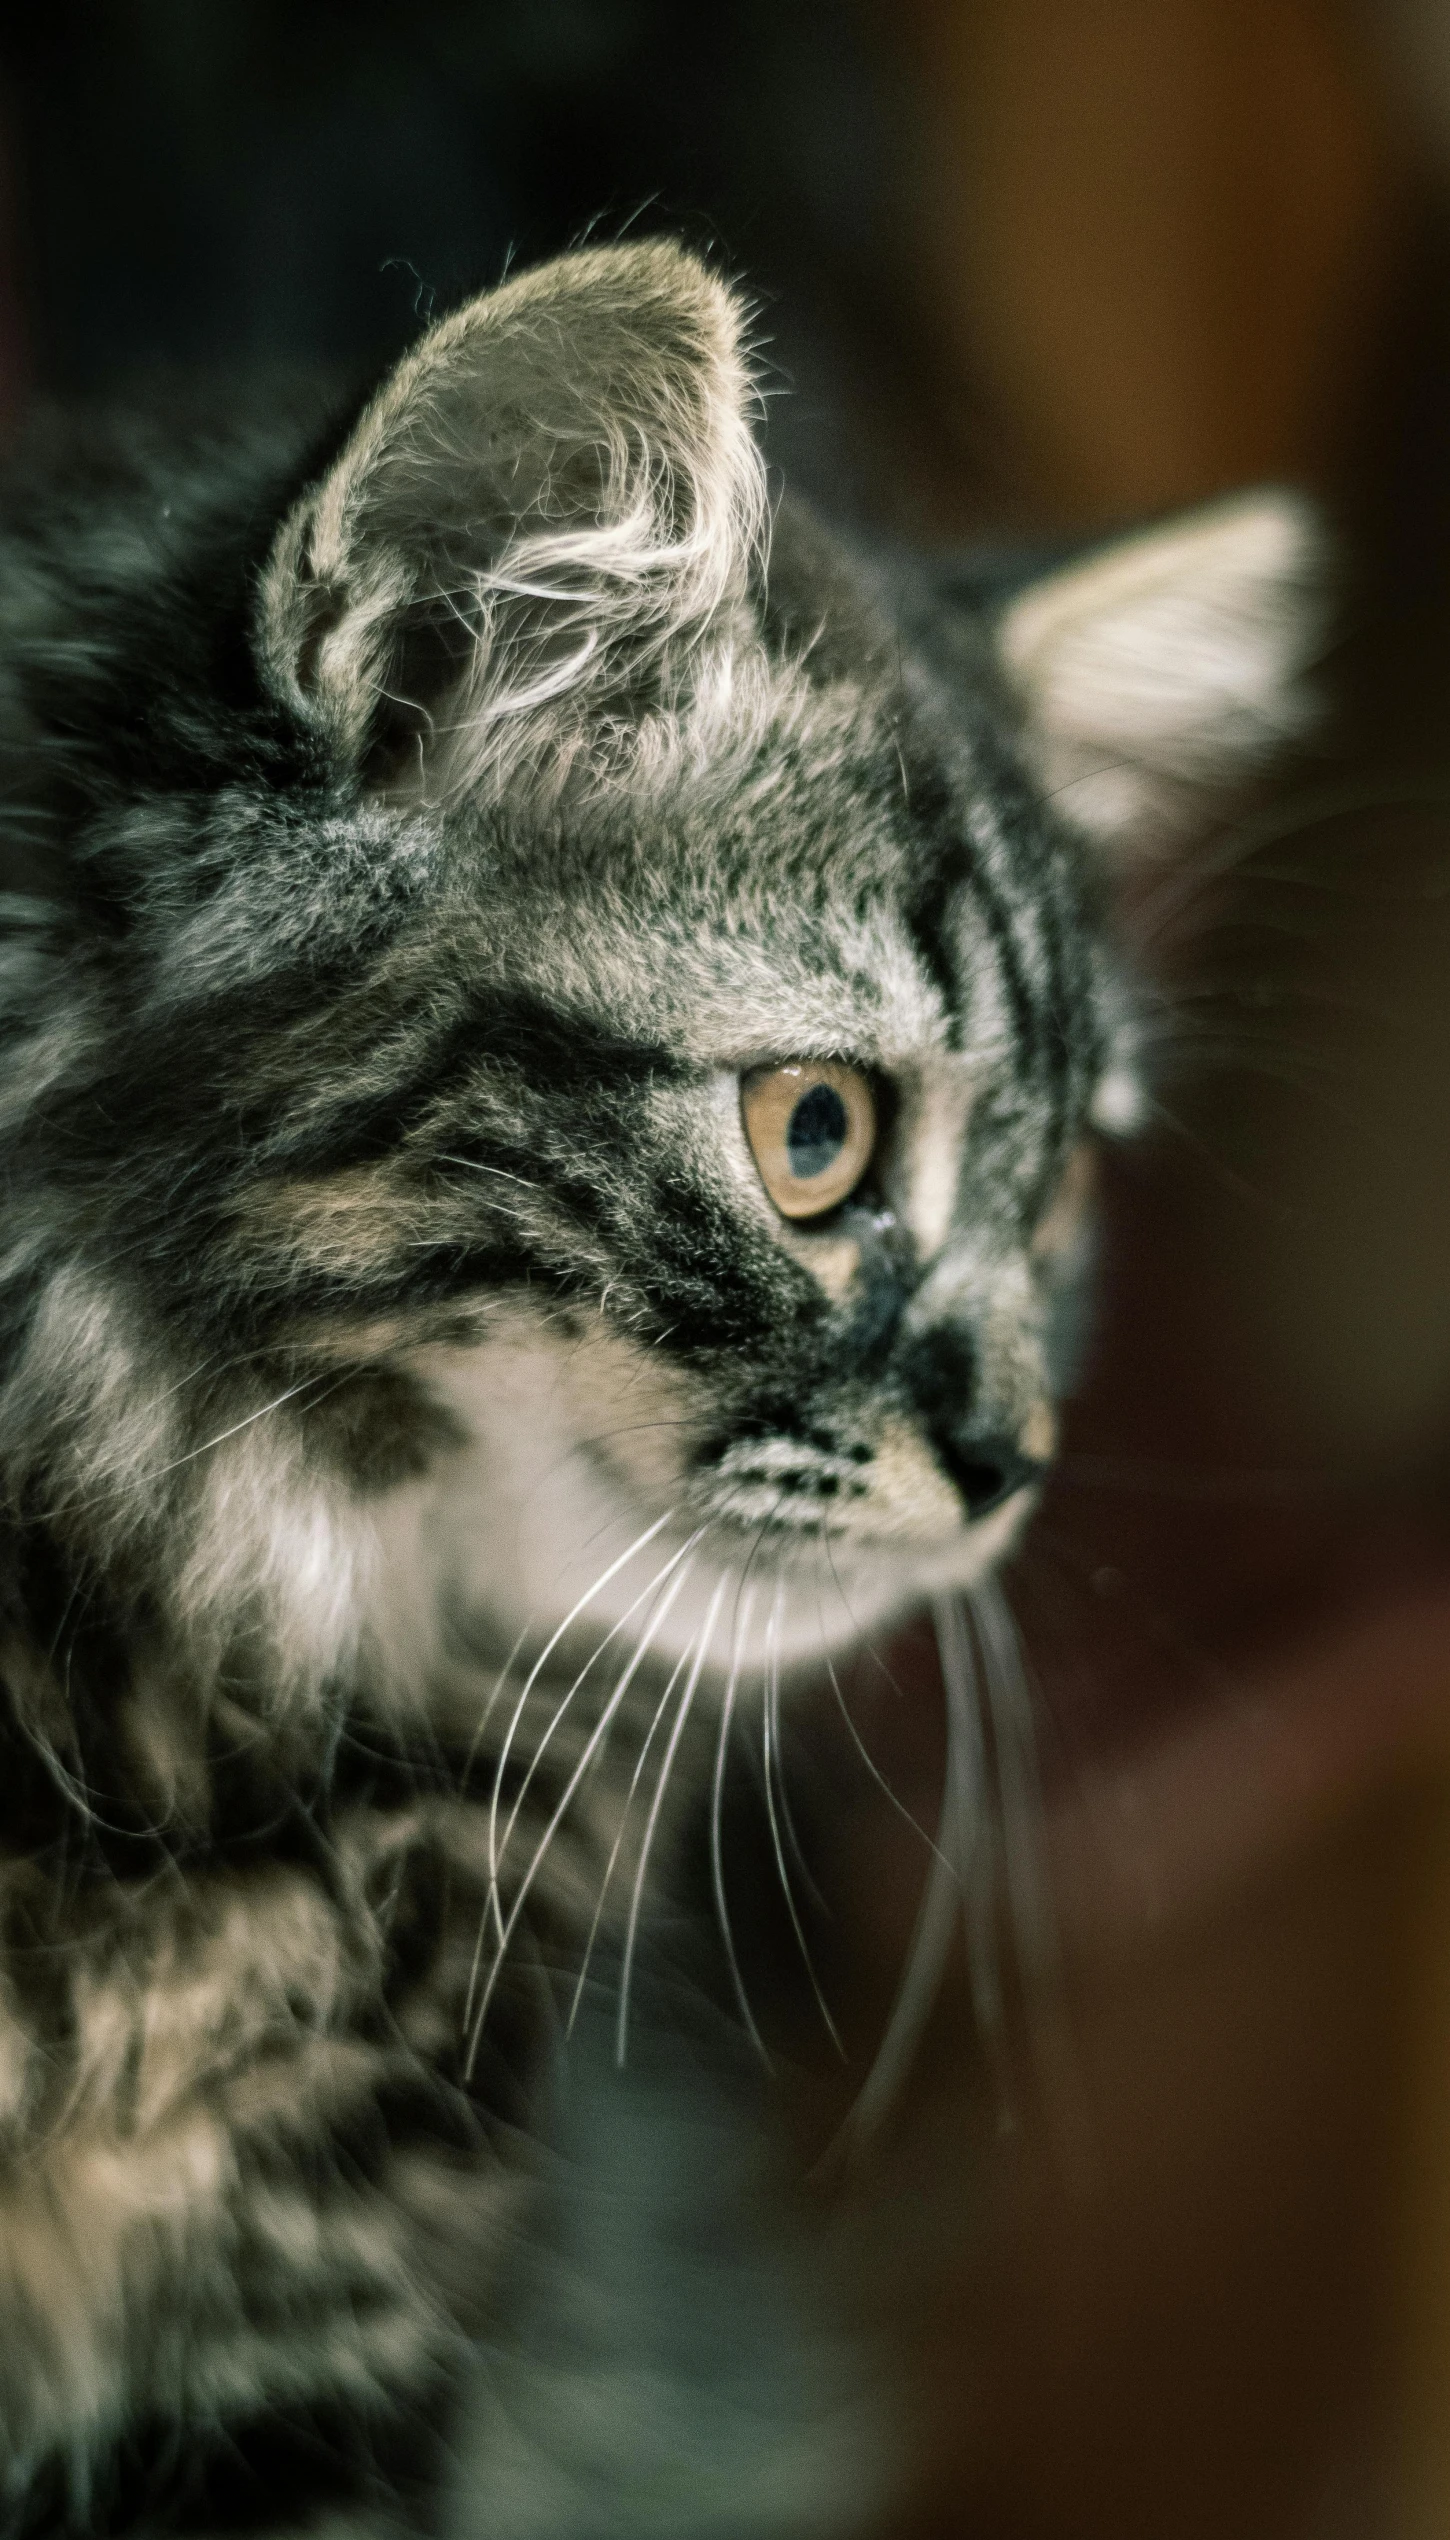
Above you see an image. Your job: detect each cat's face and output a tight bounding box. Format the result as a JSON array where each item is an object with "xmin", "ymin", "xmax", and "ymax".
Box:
[
  {"xmin": 2, "ymin": 241, "xmax": 1321, "ymax": 1700},
  {"xmin": 250, "ymin": 629, "xmax": 1107, "ymax": 1664}
]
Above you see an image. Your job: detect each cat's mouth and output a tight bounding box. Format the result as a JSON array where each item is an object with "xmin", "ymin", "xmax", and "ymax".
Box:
[{"xmin": 692, "ymin": 1423, "xmax": 1044, "ymax": 1580}]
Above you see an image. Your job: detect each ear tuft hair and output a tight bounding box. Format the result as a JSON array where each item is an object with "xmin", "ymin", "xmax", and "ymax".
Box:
[
  {"xmin": 259, "ymin": 241, "xmax": 767, "ymax": 802},
  {"xmin": 998, "ymin": 491, "xmax": 1328, "ymax": 856}
]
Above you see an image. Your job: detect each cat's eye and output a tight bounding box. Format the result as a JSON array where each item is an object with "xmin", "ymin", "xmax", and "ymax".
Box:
[{"xmin": 741, "ymin": 1061, "xmax": 876, "ymax": 1221}]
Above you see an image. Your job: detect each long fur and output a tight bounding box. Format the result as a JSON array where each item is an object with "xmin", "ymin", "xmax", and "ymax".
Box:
[{"xmin": 0, "ymin": 241, "xmax": 1320, "ymax": 2535}]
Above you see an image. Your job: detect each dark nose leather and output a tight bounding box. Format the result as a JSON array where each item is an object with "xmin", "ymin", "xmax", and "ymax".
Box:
[
  {"xmin": 896, "ymin": 1327, "xmax": 1048, "ymax": 1519},
  {"xmin": 936, "ymin": 1433, "xmax": 1048, "ymax": 1521}
]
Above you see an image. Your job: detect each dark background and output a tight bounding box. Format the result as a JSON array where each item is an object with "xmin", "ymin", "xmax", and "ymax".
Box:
[
  {"xmin": 0, "ymin": 0, "xmax": 961, "ymax": 534},
  {"xmin": 5, "ymin": 6, "xmax": 1450, "ymax": 2533}
]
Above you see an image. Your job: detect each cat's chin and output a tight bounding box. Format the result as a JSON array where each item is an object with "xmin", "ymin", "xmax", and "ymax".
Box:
[{"xmin": 446, "ymin": 1498, "xmax": 1038, "ymax": 1695}]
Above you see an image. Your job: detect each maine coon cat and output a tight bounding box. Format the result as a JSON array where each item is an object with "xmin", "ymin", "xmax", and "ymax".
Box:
[{"xmin": 0, "ymin": 240, "xmax": 1321, "ymax": 2535}]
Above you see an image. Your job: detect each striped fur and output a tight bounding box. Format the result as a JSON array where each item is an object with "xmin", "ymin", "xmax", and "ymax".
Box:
[{"xmin": 0, "ymin": 243, "xmax": 1320, "ymax": 2534}]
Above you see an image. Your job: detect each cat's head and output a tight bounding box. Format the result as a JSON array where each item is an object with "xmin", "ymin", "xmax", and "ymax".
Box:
[{"xmin": 3, "ymin": 241, "xmax": 1323, "ymax": 1698}]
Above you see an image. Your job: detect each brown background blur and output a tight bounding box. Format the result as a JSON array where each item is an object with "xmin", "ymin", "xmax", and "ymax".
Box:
[
  {"xmin": 826, "ymin": 8, "xmax": 1450, "ymax": 2535},
  {"xmin": 5, "ymin": 5, "xmax": 1450, "ymax": 2533}
]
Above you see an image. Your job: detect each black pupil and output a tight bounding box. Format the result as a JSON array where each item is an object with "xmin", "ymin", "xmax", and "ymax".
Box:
[{"xmin": 787, "ymin": 1082, "xmax": 849, "ymax": 1179}]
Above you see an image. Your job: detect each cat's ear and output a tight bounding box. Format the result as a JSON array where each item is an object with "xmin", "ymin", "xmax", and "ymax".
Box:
[
  {"xmin": 996, "ymin": 492, "xmax": 1327, "ymax": 856},
  {"xmin": 258, "ymin": 240, "xmax": 765, "ymax": 798}
]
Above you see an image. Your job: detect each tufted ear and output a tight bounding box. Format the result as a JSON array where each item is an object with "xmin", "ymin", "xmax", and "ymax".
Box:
[
  {"xmin": 258, "ymin": 240, "xmax": 765, "ymax": 801},
  {"xmin": 997, "ymin": 491, "xmax": 1327, "ymax": 857}
]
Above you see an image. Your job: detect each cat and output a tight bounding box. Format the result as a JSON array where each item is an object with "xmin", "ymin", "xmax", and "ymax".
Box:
[{"xmin": 0, "ymin": 238, "xmax": 1321, "ymax": 2535}]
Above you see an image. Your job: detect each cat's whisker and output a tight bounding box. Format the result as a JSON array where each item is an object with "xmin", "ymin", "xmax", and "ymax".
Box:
[
  {"xmin": 936, "ymin": 1594, "xmax": 1004, "ymax": 2052},
  {"xmin": 492, "ymin": 1522, "xmax": 710, "ymax": 1888},
  {"xmin": 818, "ymin": 1594, "xmax": 1001, "ymax": 2166},
  {"xmin": 821, "ymin": 1526, "xmax": 914, "ymax": 1707},
  {"xmin": 564, "ymin": 1679, "xmax": 694, "ymax": 2035},
  {"xmin": 564, "ymin": 1583, "xmax": 703, "ymax": 2039},
  {"xmin": 463, "ymin": 1615, "xmax": 538, "ymax": 1790},
  {"xmin": 33, "ymin": 1368, "xmax": 344, "ymax": 1524},
  {"xmin": 760, "ymin": 1578, "xmax": 844, "ymax": 2060},
  {"xmin": 1134, "ymin": 777, "xmax": 1450, "ymax": 950},
  {"xmin": 829, "ymin": 1597, "xmax": 978, "ymax": 2153},
  {"xmin": 1139, "ymin": 1091, "xmax": 1311, "ymax": 1219},
  {"xmin": 814, "ymin": 1604, "xmax": 949, "ymax": 1867},
  {"xmin": 1133, "ymin": 1024, "xmax": 1383, "ymax": 1113},
  {"xmin": 461, "ymin": 1613, "xmax": 550, "ymax": 2033},
  {"xmin": 478, "ymin": 1569, "xmax": 670, "ymax": 1970},
  {"xmin": 460, "ymin": 1489, "xmax": 705, "ymax": 1879},
  {"xmin": 482, "ymin": 1508, "xmax": 678, "ymax": 1925},
  {"xmin": 972, "ymin": 1577, "xmax": 1058, "ymax": 2001},
  {"xmin": 710, "ymin": 1577, "xmax": 768, "ymax": 2064},
  {"xmin": 615, "ymin": 1572, "xmax": 728, "ymax": 2068},
  {"xmin": 766, "ymin": 1619, "xmax": 828, "ymax": 1914},
  {"xmin": 1150, "ymin": 972, "xmax": 1417, "ymax": 1024},
  {"xmin": 460, "ymin": 1513, "xmax": 686, "ymax": 1997},
  {"xmin": 437, "ymin": 1155, "xmax": 534, "ymax": 1190},
  {"xmin": 571, "ymin": 1418, "xmax": 699, "ymax": 1447},
  {"xmin": 467, "ymin": 1549, "xmax": 703, "ymax": 2075}
]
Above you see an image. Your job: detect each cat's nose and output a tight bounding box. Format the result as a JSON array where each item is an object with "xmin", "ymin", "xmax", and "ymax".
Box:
[
  {"xmin": 895, "ymin": 1326, "xmax": 1049, "ymax": 1518},
  {"xmin": 935, "ymin": 1432, "xmax": 1048, "ymax": 1521}
]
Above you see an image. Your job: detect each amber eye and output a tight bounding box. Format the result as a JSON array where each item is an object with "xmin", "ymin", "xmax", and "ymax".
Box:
[{"xmin": 741, "ymin": 1061, "xmax": 876, "ymax": 1221}]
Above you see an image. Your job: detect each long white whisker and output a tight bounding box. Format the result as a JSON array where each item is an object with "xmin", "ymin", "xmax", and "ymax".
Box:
[
  {"xmin": 760, "ymin": 1580, "xmax": 844, "ymax": 2058},
  {"xmin": 972, "ymin": 1574, "xmax": 1056, "ymax": 1993},
  {"xmin": 494, "ymin": 1533, "xmax": 701, "ymax": 1880},
  {"xmin": 457, "ymin": 1656, "xmax": 563, "ymax": 2053},
  {"xmin": 438, "ymin": 1155, "xmax": 534, "ymax": 1189},
  {"xmin": 710, "ymin": 1580, "xmax": 768, "ymax": 2064},
  {"xmin": 461, "ymin": 1612, "xmax": 540, "ymax": 1967},
  {"xmin": 466, "ymin": 1552, "xmax": 700, "ymax": 2075},
  {"xmin": 833, "ymin": 1593, "xmax": 983, "ymax": 2152},
  {"xmin": 36, "ymin": 1369, "xmax": 342, "ymax": 1523},
  {"xmin": 767, "ymin": 1623, "xmax": 828, "ymax": 1914},
  {"xmin": 469, "ymin": 1482, "xmax": 697, "ymax": 1792},
  {"xmin": 461, "ymin": 1611, "xmax": 576, "ymax": 2035},
  {"xmin": 616, "ymin": 1574, "xmax": 728, "ymax": 2068},
  {"xmin": 484, "ymin": 1508, "xmax": 677, "ymax": 1923},
  {"xmin": 822, "ymin": 1522, "xmax": 917, "ymax": 1707},
  {"xmin": 815, "ymin": 1607, "xmax": 950, "ymax": 1869},
  {"xmin": 564, "ymin": 1581, "xmax": 700, "ymax": 2036},
  {"xmin": 938, "ymin": 1594, "xmax": 1003, "ymax": 2046}
]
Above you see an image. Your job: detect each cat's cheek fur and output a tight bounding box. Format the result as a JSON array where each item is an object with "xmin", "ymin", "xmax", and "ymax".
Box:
[{"xmin": 1, "ymin": 1271, "xmax": 374, "ymax": 1726}]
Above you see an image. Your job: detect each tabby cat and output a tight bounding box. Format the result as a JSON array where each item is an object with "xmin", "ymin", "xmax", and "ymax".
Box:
[{"xmin": 0, "ymin": 240, "xmax": 1320, "ymax": 2534}]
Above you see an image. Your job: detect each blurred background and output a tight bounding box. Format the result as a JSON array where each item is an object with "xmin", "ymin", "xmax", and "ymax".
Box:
[{"xmin": 5, "ymin": 5, "xmax": 1450, "ymax": 2533}]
